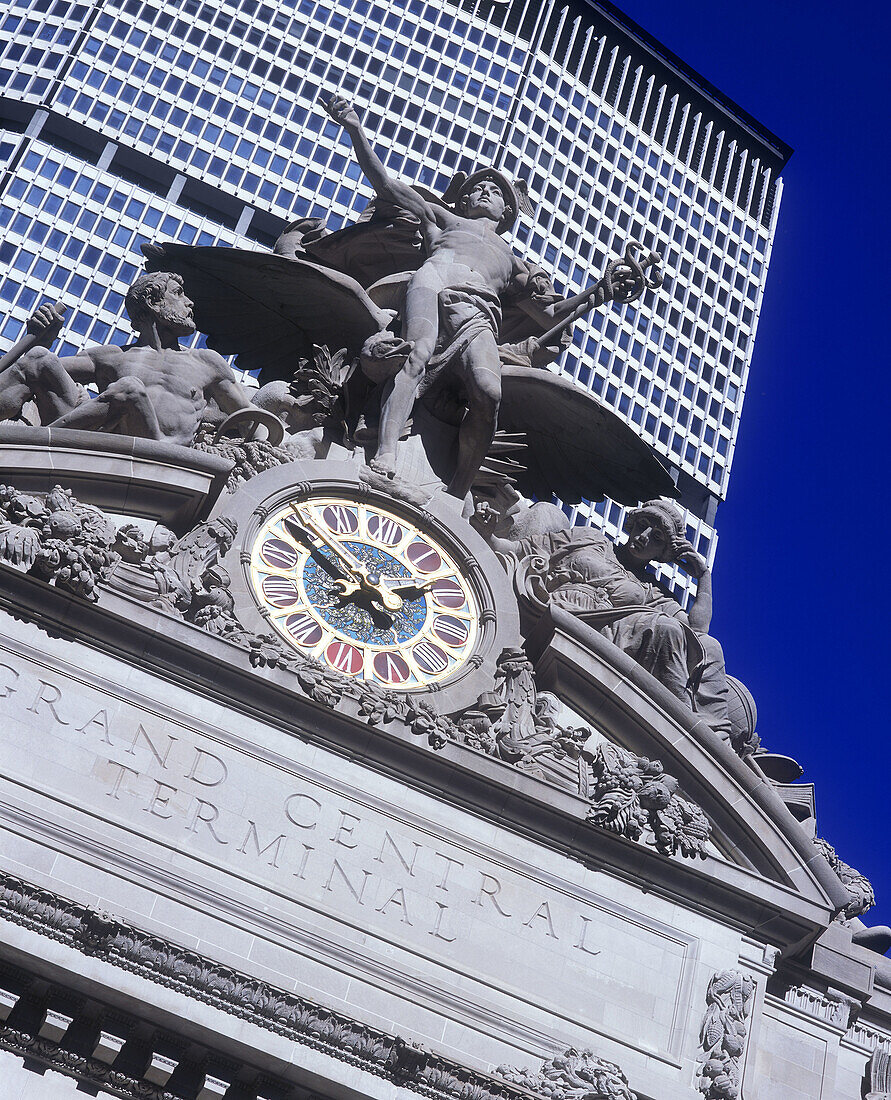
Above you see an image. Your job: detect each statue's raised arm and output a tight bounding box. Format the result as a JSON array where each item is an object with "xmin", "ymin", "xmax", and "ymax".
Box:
[{"xmin": 323, "ymin": 96, "xmax": 443, "ymax": 229}]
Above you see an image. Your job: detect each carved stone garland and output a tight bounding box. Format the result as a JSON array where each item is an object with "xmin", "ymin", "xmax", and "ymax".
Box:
[
  {"xmin": 697, "ymin": 970, "xmax": 755, "ymax": 1100},
  {"xmin": 498, "ymin": 1046, "xmax": 637, "ymax": 1100}
]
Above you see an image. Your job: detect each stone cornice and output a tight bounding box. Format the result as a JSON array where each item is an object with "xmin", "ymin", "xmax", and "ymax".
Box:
[{"xmin": 0, "ymin": 869, "xmax": 537, "ymax": 1100}]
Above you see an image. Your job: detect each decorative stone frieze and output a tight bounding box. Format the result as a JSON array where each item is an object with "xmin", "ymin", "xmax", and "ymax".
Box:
[
  {"xmin": 497, "ymin": 1046, "xmax": 637, "ymax": 1100},
  {"xmin": 0, "ymin": 870, "xmax": 636, "ymax": 1100},
  {"xmin": 783, "ymin": 984, "xmax": 861, "ymax": 1030}
]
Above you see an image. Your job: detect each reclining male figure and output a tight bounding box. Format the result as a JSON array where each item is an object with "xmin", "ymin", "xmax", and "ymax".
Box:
[{"xmin": 0, "ymin": 271, "xmax": 254, "ymax": 446}]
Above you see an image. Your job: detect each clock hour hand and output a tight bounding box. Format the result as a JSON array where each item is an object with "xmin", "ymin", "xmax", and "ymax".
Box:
[
  {"xmin": 332, "ymin": 586, "xmax": 394, "ymax": 631},
  {"xmin": 386, "ymin": 578, "xmax": 435, "ymax": 601}
]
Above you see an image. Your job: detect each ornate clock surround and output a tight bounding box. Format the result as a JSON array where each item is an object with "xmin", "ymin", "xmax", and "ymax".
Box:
[{"xmin": 212, "ymin": 460, "xmax": 522, "ymax": 714}]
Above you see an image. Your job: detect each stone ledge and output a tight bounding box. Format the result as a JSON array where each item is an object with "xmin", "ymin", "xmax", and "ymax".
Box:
[{"xmin": 0, "ymin": 425, "xmax": 231, "ymax": 532}]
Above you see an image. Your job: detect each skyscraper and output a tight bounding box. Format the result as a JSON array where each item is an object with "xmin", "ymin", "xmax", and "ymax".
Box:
[{"xmin": 0, "ymin": 0, "xmax": 790, "ymax": 590}]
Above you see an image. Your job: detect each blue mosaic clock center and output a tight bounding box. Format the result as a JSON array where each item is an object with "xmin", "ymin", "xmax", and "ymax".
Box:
[{"xmin": 301, "ymin": 541, "xmax": 428, "ymax": 646}]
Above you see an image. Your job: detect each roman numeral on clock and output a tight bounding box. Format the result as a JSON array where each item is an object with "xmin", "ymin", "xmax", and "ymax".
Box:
[
  {"xmin": 373, "ymin": 651, "xmax": 411, "ymax": 684},
  {"xmin": 285, "ymin": 613, "xmax": 324, "ymax": 647},
  {"xmin": 433, "ymin": 615, "xmax": 469, "ymax": 647},
  {"xmin": 407, "ymin": 540, "xmax": 443, "ymax": 574},
  {"xmin": 412, "ymin": 640, "xmax": 449, "ymax": 675},
  {"xmin": 321, "ymin": 504, "xmax": 358, "ymax": 534},
  {"xmin": 368, "ymin": 513, "xmax": 403, "ymax": 546},
  {"xmin": 325, "ymin": 641, "xmax": 364, "ymax": 675}
]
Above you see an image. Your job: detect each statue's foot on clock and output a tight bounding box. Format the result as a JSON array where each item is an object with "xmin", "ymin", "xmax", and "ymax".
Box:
[{"xmin": 369, "ymin": 452, "xmax": 396, "ymax": 478}]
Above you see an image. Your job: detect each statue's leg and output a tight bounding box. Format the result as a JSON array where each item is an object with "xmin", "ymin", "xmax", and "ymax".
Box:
[
  {"xmin": 0, "ymin": 348, "xmax": 82, "ymax": 423},
  {"xmin": 607, "ymin": 613, "xmax": 689, "ymax": 699},
  {"xmin": 447, "ymin": 332, "xmax": 501, "ymax": 500},
  {"xmin": 52, "ymin": 376, "xmax": 163, "ymax": 439},
  {"xmin": 373, "ymin": 272, "xmax": 440, "ymax": 476},
  {"xmin": 691, "ymin": 634, "xmax": 731, "ymax": 736}
]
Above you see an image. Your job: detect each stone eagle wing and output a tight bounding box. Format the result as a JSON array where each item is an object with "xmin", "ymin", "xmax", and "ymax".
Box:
[
  {"xmin": 142, "ymin": 243, "xmax": 390, "ymax": 384},
  {"xmin": 498, "ymin": 366, "xmax": 679, "ymax": 506}
]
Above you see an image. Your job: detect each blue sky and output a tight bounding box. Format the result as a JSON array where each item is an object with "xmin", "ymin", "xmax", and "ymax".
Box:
[{"xmin": 612, "ymin": 0, "xmax": 891, "ymax": 926}]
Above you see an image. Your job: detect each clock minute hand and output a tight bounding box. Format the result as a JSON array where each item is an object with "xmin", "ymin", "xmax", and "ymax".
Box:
[
  {"xmin": 282, "ymin": 515, "xmax": 352, "ymax": 583},
  {"xmin": 293, "ymin": 510, "xmax": 404, "ymax": 612},
  {"xmin": 297, "ymin": 513, "xmax": 368, "ymax": 581}
]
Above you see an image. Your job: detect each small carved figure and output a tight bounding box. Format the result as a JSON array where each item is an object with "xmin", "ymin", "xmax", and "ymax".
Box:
[{"xmin": 0, "ymin": 274, "xmax": 258, "ymax": 446}]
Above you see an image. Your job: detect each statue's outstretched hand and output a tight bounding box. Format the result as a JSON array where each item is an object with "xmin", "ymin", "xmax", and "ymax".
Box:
[
  {"xmin": 470, "ymin": 500, "xmax": 499, "ymax": 538},
  {"xmin": 596, "ymin": 262, "xmax": 639, "ymax": 304},
  {"xmin": 673, "ymin": 539, "xmax": 708, "ymax": 578},
  {"xmin": 26, "ymin": 301, "xmax": 66, "ymax": 347},
  {"xmin": 323, "ymin": 94, "xmax": 361, "ymax": 130}
]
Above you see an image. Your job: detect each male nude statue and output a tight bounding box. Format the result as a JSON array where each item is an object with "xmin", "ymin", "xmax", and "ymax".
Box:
[
  {"xmin": 325, "ymin": 94, "xmax": 558, "ymax": 499},
  {"xmin": 0, "ymin": 271, "xmax": 255, "ymax": 446}
]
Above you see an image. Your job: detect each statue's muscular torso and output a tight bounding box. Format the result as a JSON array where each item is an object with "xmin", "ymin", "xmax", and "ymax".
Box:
[
  {"xmin": 420, "ymin": 212, "xmax": 519, "ymax": 294},
  {"xmin": 85, "ymin": 344, "xmax": 226, "ymax": 445}
]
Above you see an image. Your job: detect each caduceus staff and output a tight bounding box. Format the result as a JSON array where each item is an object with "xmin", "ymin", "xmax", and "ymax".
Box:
[{"xmin": 531, "ymin": 239, "xmax": 664, "ymax": 353}]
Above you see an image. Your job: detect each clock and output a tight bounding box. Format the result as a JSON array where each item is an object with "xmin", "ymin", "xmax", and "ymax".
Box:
[
  {"xmin": 249, "ymin": 494, "xmax": 479, "ymax": 689},
  {"xmin": 217, "ymin": 460, "xmax": 521, "ymax": 712}
]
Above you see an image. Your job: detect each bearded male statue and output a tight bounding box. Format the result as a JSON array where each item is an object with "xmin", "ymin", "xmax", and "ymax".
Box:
[{"xmin": 0, "ymin": 272, "xmax": 255, "ymax": 446}]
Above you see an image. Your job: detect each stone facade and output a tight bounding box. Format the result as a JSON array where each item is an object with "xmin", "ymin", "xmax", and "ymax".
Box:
[{"xmin": 0, "ymin": 473, "xmax": 887, "ymax": 1099}]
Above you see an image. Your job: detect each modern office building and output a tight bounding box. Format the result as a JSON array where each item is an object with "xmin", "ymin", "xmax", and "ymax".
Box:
[{"xmin": 0, "ymin": 0, "xmax": 790, "ymax": 592}]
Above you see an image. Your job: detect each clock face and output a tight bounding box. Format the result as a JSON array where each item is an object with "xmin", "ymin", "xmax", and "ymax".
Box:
[{"xmin": 249, "ymin": 495, "xmax": 480, "ymax": 689}]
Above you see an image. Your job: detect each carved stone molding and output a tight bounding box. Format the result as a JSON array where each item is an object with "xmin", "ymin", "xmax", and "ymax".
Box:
[
  {"xmin": 0, "ymin": 1023, "xmax": 179, "ymax": 1100},
  {"xmin": 587, "ymin": 741, "xmax": 711, "ymax": 859},
  {"xmin": 0, "ymin": 870, "xmax": 553, "ymax": 1100},
  {"xmin": 783, "ymin": 984, "xmax": 861, "ymax": 1031},
  {"xmin": 697, "ymin": 969, "xmax": 755, "ymax": 1100}
]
